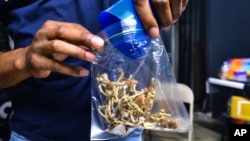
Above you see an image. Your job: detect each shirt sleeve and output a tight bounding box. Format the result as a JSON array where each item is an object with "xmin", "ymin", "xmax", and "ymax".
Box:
[{"xmin": 0, "ymin": 0, "xmax": 35, "ymax": 13}]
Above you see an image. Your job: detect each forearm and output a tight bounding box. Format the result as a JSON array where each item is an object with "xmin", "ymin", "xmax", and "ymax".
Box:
[{"xmin": 0, "ymin": 48, "xmax": 30, "ymax": 89}]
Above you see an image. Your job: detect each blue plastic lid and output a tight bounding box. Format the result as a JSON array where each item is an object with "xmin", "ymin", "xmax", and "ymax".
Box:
[
  {"xmin": 99, "ymin": 0, "xmax": 143, "ymax": 30},
  {"xmin": 99, "ymin": 0, "xmax": 151, "ymax": 59}
]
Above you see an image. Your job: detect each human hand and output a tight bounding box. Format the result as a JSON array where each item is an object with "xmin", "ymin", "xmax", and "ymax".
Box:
[
  {"xmin": 21, "ymin": 20, "xmax": 104, "ymax": 78},
  {"xmin": 133, "ymin": 0, "xmax": 189, "ymax": 37}
]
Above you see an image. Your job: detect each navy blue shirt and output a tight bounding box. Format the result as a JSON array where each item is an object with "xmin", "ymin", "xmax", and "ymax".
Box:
[{"xmin": 0, "ymin": 0, "xmax": 117, "ymax": 140}]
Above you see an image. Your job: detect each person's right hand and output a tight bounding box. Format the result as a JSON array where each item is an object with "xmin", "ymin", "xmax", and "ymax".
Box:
[
  {"xmin": 16, "ymin": 20, "xmax": 104, "ymax": 78},
  {"xmin": 133, "ymin": 0, "xmax": 189, "ymax": 37}
]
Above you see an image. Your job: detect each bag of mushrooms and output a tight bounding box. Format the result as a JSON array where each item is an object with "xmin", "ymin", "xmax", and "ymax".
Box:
[{"xmin": 91, "ymin": 21, "xmax": 191, "ymax": 140}]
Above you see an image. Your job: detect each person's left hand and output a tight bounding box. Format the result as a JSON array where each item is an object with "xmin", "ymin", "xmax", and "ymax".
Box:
[{"xmin": 133, "ymin": 0, "xmax": 189, "ymax": 37}]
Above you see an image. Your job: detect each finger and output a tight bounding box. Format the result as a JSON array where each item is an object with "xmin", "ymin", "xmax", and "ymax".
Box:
[
  {"xmin": 44, "ymin": 40, "xmax": 97, "ymax": 62},
  {"xmin": 38, "ymin": 20, "xmax": 104, "ymax": 50},
  {"xmin": 169, "ymin": 0, "xmax": 183, "ymax": 22},
  {"xmin": 51, "ymin": 62, "xmax": 89, "ymax": 77},
  {"xmin": 30, "ymin": 54, "xmax": 89, "ymax": 77},
  {"xmin": 133, "ymin": 0, "xmax": 159, "ymax": 37},
  {"xmin": 182, "ymin": 0, "xmax": 189, "ymax": 11},
  {"xmin": 152, "ymin": 0, "xmax": 173, "ymax": 30}
]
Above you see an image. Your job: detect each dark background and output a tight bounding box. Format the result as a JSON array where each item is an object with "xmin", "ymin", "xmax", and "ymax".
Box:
[
  {"xmin": 206, "ymin": 0, "xmax": 250, "ymax": 118},
  {"xmin": 176, "ymin": 0, "xmax": 250, "ymax": 117}
]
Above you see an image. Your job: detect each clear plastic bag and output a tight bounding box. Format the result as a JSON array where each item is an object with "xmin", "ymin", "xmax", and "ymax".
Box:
[{"xmin": 91, "ymin": 22, "xmax": 190, "ymax": 140}]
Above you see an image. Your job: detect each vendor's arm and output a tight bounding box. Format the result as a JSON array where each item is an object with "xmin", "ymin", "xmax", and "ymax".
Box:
[
  {"xmin": 0, "ymin": 20, "xmax": 104, "ymax": 89},
  {"xmin": 134, "ymin": 0, "xmax": 189, "ymax": 37}
]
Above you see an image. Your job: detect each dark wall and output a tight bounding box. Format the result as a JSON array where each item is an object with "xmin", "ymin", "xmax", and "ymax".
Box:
[
  {"xmin": 177, "ymin": 0, "xmax": 207, "ymax": 105},
  {"xmin": 206, "ymin": 0, "xmax": 250, "ymax": 77}
]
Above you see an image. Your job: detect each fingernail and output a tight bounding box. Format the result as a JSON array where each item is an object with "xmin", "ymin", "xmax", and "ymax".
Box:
[
  {"xmin": 149, "ymin": 27, "xmax": 160, "ymax": 38},
  {"xmin": 85, "ymin": 51, "xmax": 96, "ymax": 61},
  {"xmin": 91, "ymin": 36, "xmax": 104, "ymax": 48},
  {"xmin": 79, "ymin": 69, "xmax": 89, "ymax": 76}
]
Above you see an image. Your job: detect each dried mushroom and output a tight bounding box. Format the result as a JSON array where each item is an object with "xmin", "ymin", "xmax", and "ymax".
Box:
[{"xmin": 96, "ymin": 68, "xmax": 178, "ymax": 130}]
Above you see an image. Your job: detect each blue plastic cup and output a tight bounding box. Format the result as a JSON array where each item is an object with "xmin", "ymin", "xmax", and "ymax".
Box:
[{"xmin": 99, "ymin": 0, "xmax": 151, "ymax": 59}]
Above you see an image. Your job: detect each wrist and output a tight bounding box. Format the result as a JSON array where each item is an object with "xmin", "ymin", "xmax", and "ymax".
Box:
[{"xmin": 14, "ymin": 47, "xmax": 31, "ymax": 78}]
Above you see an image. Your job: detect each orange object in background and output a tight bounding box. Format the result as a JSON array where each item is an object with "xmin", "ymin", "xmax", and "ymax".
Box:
[
  {"xmin": 227, "ymin": 69, "xmax": 234, "ymax": 80},
  {"xmin": 230, "ymin": 58, "xmax": 243, "ymax": 70},
  {"xmin": 231, "ymin": 58, "xmax": 243, "ymax": 70},
  {"xmin": 219, "ymin": 58, "xmax": 250, "ymax": 82}
]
